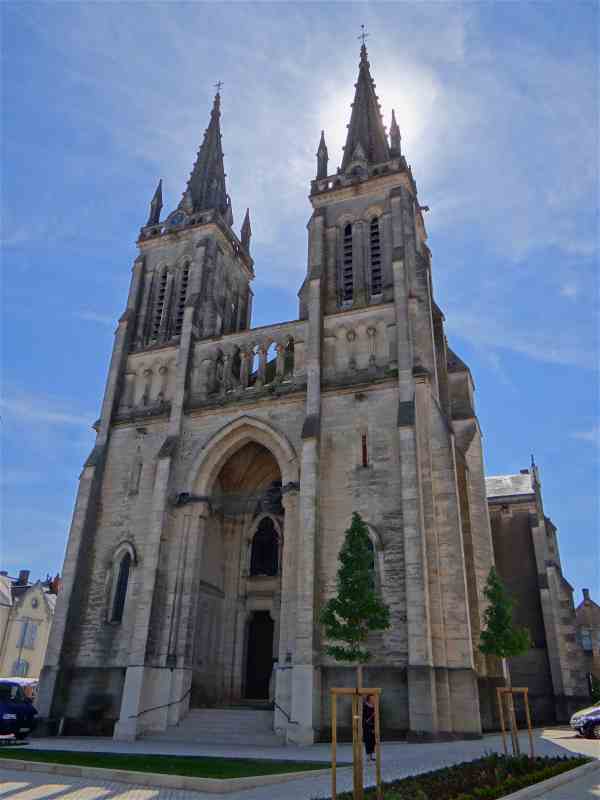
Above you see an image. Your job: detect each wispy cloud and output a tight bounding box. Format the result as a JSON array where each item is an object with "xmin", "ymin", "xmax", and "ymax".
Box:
[
  {"xmin": 446, "ymin": 311, "xmax": 595, "ymax": 370},
  {"xmin": 572, "ymin": 426, "xmax": 600, "ymax": 447},
  {"xmin": 1, "ymin": 390, "xmax": 94, "ymax": 428},
  {"xmin": 73, "ymin": 310, "xmax": 115, "ymax": 326},
  {"xmin": 560, "ymin": 284, "xmax": 579, "ymax": 300}
]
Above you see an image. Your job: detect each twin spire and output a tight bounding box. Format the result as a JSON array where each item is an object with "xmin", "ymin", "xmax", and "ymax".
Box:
[
  {"xmin": 179, "ymin": 90, "xmax": 231, "ymax": 222},
  {"xmin": 145, "ymin": 88, "xmax": 249, "ymax": 248},
  {"xmin": 145, "ymin": 38, "xmax": 399, "ymax": 238},
  {"xmin": 318, "ymin": 41, "xmax": 401, "ymax": 178}
]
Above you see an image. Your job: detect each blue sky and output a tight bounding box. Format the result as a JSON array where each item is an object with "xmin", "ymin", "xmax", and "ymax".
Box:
[{"xmin": 1, "ymin": 2, "xmax": 598, "ymax": 603}]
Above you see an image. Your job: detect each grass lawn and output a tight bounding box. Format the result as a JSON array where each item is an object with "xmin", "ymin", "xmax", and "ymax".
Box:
[
  {"xmin": 0, "ymin": 748, "xmax": 331, "ymax": 779},
  {"xmin": 314, "ymin": 754, "xmax": 591, "ymax": 800}
]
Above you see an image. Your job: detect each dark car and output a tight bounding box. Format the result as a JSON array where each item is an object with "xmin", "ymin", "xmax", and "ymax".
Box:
[
  {"xmin": 570, "ymin": 703, "xmax": 600, "ymax": 739},
  {"xmin": 0, "ymin": 680, "xmax": 37, "ymax": 740}
]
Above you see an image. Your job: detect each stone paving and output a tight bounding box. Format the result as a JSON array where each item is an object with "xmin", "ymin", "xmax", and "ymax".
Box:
[
  {"xmin": 0, "ymin": 728, "xmax": 597, "ymax": 800},
  {"xmin": 540, "ymin": 765, "xmax": 600, "ymax": 799}
]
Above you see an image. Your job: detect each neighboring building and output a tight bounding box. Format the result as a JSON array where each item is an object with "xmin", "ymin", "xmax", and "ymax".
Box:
[
  {"xmin": 486, "ymin": 465, "xmax": 589, "ymax": 723},
  {"xmin": 576, "ymin": 589, "xmax": 600, "ymax": 682},
  {"xmin": 38, "ymin": 41, "xmax": 503, "ymax": 743},
  {"xmin": 0, "ymin": 575, "xmax": 11, "ymax": 661},
  {"xmin": 0, "ymin": 571, "xmax": 59, "ymax": 680}
]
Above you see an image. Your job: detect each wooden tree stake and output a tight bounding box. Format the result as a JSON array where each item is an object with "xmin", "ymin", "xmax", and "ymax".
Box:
[
  {"xmin": 497, "ymin": 687, "xmax": 535, "ymax": 758},
  {"xmin": 330, "ymin": 687, "xmax": 383, "ymax": 800}
]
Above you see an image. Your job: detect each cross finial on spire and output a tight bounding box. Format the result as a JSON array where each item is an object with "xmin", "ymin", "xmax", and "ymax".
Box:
[
  {"xmin": 214, "ymin": 80, "xmax": 223, "ymax": 94},
  {"xmin": 358, "ymin": 24, "xmax": 369, "ymax": 46}
]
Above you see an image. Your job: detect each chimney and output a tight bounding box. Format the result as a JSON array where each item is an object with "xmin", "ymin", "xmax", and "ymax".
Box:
[
  {"xmin": 583, "ymin": 588, "xmax": 590, "ymax": 602},
  {"xmin": 17, "ymin": 569, "xmax": 30, "ymax": 586}
]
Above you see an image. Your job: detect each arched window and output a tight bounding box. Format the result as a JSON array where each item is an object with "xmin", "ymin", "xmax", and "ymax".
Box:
[
  {"xmin": 173, "ymin": 262, "xmax": 190, "ymax": 336},
  {"xmin": 250, "ymin": 518, "xmax": 279, "ymax": 576},
  {"xmin": 151, "ymin": 269, "xmax": 168, "ymax": 341},
  {"xmin": 342, "ymin": 223, "xmax": 353, "ymax": 302},
  {"xmin": 111, "ymin": 552, "xmax": 131, "ymax": 623},
  {"xmin": 370, "ymin": 217, "xmax": 382, "ymax": 295}
]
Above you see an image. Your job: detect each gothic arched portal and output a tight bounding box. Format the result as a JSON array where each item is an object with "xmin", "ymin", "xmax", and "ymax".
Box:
[{"xmin": 189, "ymin": 430, "xmax": 289, "ymax": 708}]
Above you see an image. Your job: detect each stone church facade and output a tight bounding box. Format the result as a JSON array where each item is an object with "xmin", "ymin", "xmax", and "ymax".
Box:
[{"xmin": 39, "ymin": 44, "xmax": 503, "ymax": 743}]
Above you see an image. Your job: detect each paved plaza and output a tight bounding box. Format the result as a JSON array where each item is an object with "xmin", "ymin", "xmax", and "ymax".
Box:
[{"xmin": 0, "ymin": 727, "xmax": 598, "ymax": 799}]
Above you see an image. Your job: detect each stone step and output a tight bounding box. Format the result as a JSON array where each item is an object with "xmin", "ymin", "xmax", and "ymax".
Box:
[{"xmin": 142, "ymin": 706, "xmax": 285, "ymax": 745}]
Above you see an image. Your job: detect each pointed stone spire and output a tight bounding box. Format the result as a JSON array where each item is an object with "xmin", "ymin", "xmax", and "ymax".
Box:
[
  {"xmin": 241, "ymin": 208, "xmax": 252, "ymax": 251},
  {"xmin": 341, "ymin": 43, "xmax": 390, "ymax": 172},
  {"xmin": 389, "ymin": 109, "xmax": 401, "ymax": 157},
  {"xmin": 316, "ymin": 130, "xmax": 329, "ymax": 178},
  {"xmin": 146, "ymin": 179, "xmax": 163, "ymax": 226},
  {"xmin": 179, "ymin": 90, "xmax": 230, "ymax": 220}
]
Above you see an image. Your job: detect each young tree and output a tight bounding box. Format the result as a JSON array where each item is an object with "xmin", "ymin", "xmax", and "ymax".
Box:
[
  {"xmin": 321, "ymin": 512, "xmax": 391, "ymax": 800},
  {"xmin": 479, "ymin": 566, "xmax": 532, "ymax": 754},
  {"xmin": 320, "ymin": 512, "xmax": 391, "ymax": 689}
]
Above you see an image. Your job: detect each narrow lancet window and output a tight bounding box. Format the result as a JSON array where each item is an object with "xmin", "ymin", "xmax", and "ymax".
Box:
[
  {"xmin": 361, "ymin": 433, "xmax": 368, "ymax": 467},
  {"xmin": 151, "ymin": 270, "xmax": 168, "ymax": 341},
  {"xmin": 370, "ymin": 217, "xmax": 382, "ymax": 295},
  {"xmin": 174, "ymin": 263, "xmax": 190, "ymax": 336},
  {"xmin": 111, "ymin": 553, "xmax": 131, "ymax": 623},
  {"xmin": 342, "ymin": 223, "xmax": 353, "ymax": 302},
  {"xmin": 366, "ymin": 538, "xmax": 376, "ymax": 590},
  {"xmin": 250, "ymin": 518, "xmax": 279, "ymax": 576}
]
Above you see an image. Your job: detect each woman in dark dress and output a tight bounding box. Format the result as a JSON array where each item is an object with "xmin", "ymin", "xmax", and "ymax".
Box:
[{"xmin": 362, "ymin": 694, "xmax": 376, "ymax": 761}]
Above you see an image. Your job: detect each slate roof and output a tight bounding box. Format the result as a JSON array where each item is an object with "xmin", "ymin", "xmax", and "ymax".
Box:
[{"xmin": 485, "ymin": 472, "xmax": 534, "ymax": 499}]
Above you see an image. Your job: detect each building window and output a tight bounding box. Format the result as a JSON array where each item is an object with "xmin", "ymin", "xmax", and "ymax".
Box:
[
  {"xmin": 173, "ymin": 262, "xmax": 190, "ymax": 336},
  {"xmin": 111, "ymin": 552, "xmax": 132, "ymax": 623},
  {"xmin": 231, "ymin": 292, "xmax": 240, "ymax": 333},
  {"xmin": 361, "ymin": 433, "xmax": 368, "ymax": 468},
  {"xmin": 579, "ymin": 627, "xmax": 593, "ymax": 651},
  {"xmin": 11, "ymin": 658, "xmax": 29, "ymax": 677},
  {"xmin": 366, "ymin": 537, "xmax": 376, "ymax": 591},
  {"xmin": 342, "ymin": 223, "xmax": 353, "ymax": 302},
  {"xmin": 370, "ymin": 217, "xmax": 382, "ymax": 295},
  {"xmin": 250, "ymin": 517, "xmax": 279, "ymax": 576},
  {"xmin": 151, "ymin": 270, "xmax": 168, "ymax": 341},
  {"xmin": 17, "ymin": 621, "xmax": 37, "ymax": 650}
]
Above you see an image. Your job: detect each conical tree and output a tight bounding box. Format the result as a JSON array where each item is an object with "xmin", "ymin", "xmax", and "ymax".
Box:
[
  {"xmin": 320, "ymin": 512, "xmax": 391, "ymax": 688},
  {"xmin": 479, "ymin": 566, "xmax": 531, "ymax": 754}
]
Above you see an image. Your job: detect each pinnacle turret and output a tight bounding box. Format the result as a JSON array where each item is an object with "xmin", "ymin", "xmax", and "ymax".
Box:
[
  {"xmin": 241, "ymin": 208, "xmax": 252, "ymax": 252},
  {"xmin": 340, "ymin": 43, "xmax": 390, "ymax": 172},
  {"xmin": 179, "ymin": 91, "xmax": 231, "ymax": 223},
  {"xmin": 389, "ymin": 109, "xmax": 401, "ymax": 157},
  {"xmin": 146, "ymin": 179, "xmax": 163, "ymax": 226},
  {"xmin": 316, "ymin": 130, "xmax": 329, "ymax": 178}
]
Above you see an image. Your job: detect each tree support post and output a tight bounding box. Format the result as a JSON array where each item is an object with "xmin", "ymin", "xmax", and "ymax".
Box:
[
  {"xmin": 330, "ymin": 687, "xmax": 382, "ymax": 800},
  {"xmin": 497, "ymin": 687, "xmax": 535, "ymax": 758}
]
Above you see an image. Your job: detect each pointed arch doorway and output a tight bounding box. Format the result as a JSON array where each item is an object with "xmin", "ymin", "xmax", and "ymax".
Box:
[{"xmin": 190, "ymin": 438, "xmax": 285, "ymax": 707}]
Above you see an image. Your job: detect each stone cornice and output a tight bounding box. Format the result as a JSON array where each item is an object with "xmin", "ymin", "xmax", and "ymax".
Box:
[
  {"xmin": 310, "ymin": 167, "xmax": 415, "ymax": 208},
  {"xmin": 138, "ymin": 218, "xmax": 254, "ymax": 279}
]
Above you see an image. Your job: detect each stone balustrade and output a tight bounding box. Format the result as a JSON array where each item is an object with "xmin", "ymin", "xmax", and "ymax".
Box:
[{"xmin": 190, "ymin": 320, "xmax": 307, "ymax": 402}]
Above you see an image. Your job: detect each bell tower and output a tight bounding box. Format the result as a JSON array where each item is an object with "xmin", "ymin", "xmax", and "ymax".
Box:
[
  {"xmin": 135, "ymin": 89, "xmax": 254, "ymax": 351},
  {"xmin": 303, "ymin": 41, "xmax": 424, "ymax": 319}
]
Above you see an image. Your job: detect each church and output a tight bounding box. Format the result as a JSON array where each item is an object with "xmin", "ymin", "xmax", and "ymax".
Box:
[{"xmin": 38, "ymin": 42, "xmax": 506, "ymax": 744}]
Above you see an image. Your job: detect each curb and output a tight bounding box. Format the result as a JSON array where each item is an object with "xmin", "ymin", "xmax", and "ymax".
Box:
[
  {"xmin": 0, "ymin": 757, "xmax": 341, "ymax": 794},
  {"xmin": 501, "ymin": 759, "xmax": 599, "ymax": 800}
]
